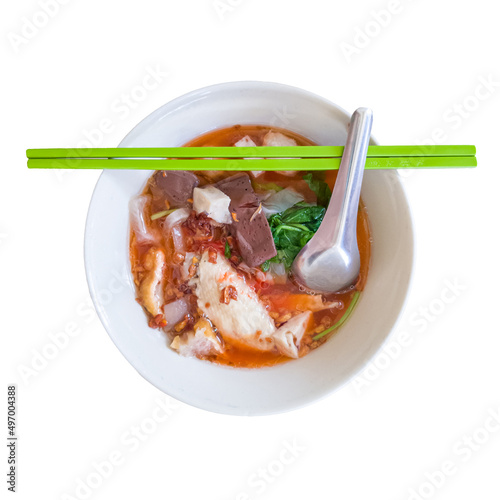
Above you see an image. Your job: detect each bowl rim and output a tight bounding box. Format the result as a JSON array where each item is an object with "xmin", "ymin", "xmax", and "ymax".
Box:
[
  {"xmin": 119, "ymin": 80, "xmax": 355, "ymax": 147},
  {"xmin": 84, "ymin": 80, "xmax": 415, "ymax": 415}
]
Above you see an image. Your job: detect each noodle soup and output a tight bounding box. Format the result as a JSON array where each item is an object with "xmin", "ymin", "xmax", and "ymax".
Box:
[{"xmin": 129, "ymin": 125, "xmax": 371, "ymax": 367}]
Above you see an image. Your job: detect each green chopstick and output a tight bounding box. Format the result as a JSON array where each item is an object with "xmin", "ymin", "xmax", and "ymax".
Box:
[
  {"xmin": 26, "ymin": 145, "xmax": 476, "ymax": 171},
  {"xmin": 26, "ymin": 156, "xmax": 476, "ymax": 170},
  {"xmin": 27, "ymin": 145, "xmax": 476, "ymax": 159}
]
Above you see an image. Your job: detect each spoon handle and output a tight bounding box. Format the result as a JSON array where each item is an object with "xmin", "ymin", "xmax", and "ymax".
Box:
[{"xmin": 319, "ymin": 108, "xmax": 373, "ymax": 250}]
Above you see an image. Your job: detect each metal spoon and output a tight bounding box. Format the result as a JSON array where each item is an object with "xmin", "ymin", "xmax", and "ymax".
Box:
[{"xmin": 291, "ymin": 107, "xmax": 373, "ymax": 293}]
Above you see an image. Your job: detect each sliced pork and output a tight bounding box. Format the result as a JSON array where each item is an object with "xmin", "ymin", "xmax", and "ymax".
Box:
[
  {"xmin": 216, "ymin": 173, "xmax": 277, "ymax": 267},
  {"xmin": 150, "ymin": 171, "xmax": 199, "ymax": 207}
]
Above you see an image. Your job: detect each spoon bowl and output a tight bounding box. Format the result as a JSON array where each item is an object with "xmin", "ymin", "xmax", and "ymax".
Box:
[{"xmin": 292, "ymin": 107, "xmax": 373, "ymax": 293}]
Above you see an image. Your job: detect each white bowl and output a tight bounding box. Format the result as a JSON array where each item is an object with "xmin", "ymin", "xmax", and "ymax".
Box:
[{"xmin": 85, "ymin": 81, "xmax": 414, "ymax": 416}]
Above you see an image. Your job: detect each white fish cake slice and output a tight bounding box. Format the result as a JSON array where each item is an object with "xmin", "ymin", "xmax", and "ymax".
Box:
[
  {"xmin": 234, "ymin": 135, "xmax": 257, "ymax": 147},
  {"xmin": 170, "ymin": 318, "xmax": 223, "ymax": 357},
  {"xmin": 192, "ymin": 251, "xmax": 276, "ymax": 351},
  {"xmin": 273, "ymin": 311, "xmax": 313, "ymax": 358},
  {"xmin": 234, "ymin": 135, "xmax": 263, "ymax": 177},
  {"xmin": 262, "ymin": 131, "xmax": 297, "ymax": 147},
  {"xmin": 262, "ymin": 131, "xmax": 297, "ymax": 176},
  {"xmin": 193, "ymin": 186, "xmax": 232, "ymax": 224}
]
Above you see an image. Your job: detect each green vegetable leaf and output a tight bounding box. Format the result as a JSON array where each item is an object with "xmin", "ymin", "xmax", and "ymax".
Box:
[
  {"xmin": 251, "ymin": 181, "xmax": 284, "ymax": 193},
  {"xmin": 263, "ymin": 203, "xmax": 326, "ymax": 271},
  {"xmin": 224, "ymin": 241, "xmax": 231, "ymax": 259},
  {"xmin": 260, "ymin": 260, "xmax": 271, "ymax": 272},
  {"xmin": 313, "ymin": 291, "xmax": 361, "ymax": 340},
  {"xmin": 151, "ymin": 208, "xmax": 177, "ymax": 220},
  {"xmin": 303, "ymin": 173, "xmax": 332, "ymax": 207},
  {"xmin": 281, "ymin": 205, "xmax": 325, "ymax": 225}
]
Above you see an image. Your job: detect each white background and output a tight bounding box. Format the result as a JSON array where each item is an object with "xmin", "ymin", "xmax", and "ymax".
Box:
[{"xmin": 2, "ymin": 1, "xmax": 499, "ymax": 499}]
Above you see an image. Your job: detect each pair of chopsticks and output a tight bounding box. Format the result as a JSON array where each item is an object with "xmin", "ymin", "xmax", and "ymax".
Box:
[{"xmin": 26, "ymin": 145, "xmax": 477, "ymax": 171}]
